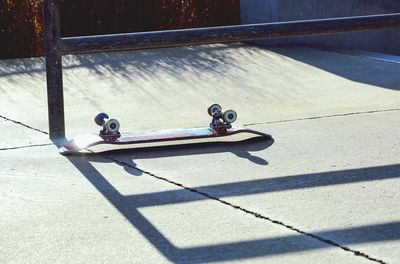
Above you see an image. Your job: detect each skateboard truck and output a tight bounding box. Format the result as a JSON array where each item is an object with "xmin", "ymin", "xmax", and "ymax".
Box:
[
  {"xmin": 208, "ymin": 104, "xmax": 237, "ymax": 135},
  {"xmin": 59, "ymin": 104, "xmax": 272, "ymax": 155},
  {"xmin": 95, "ymin": 113, "xmax": 121, "ymax": 142}
]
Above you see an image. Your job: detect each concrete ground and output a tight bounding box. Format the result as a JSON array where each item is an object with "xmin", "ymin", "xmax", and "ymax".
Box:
[{"xmin": 0, "ymin": 43, "xmax": 399, "ymax": 263}]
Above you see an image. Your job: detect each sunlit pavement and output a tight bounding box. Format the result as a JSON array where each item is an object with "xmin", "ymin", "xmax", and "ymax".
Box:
[{"xmin": 1, "ymin": 44, "xmax": 399, "ymax": 263}]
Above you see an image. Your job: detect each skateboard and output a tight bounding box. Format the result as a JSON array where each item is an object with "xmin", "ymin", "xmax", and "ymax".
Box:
[{"xmin": 59, "ymin": 104, "xmax": 272, "ymax": 155}]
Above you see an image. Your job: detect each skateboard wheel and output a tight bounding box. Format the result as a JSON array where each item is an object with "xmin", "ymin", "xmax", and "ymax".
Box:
[
  {"xmin": 208, "ymin": 104, "xmax": 222, "ymax": 116},
  {"xmin": 105, "ymin": 119, "xmax": 120, "ymax": 133},
  {"xmin": 222, "ymin": 110, "xmax": 237, "ymax": 123},
  {"xmin": 95, "ymin": 113, "xmax": 109, "ymax": 126}
]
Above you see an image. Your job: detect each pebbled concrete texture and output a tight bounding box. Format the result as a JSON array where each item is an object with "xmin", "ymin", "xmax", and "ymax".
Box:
[
  {"xmin": 0, "ymin": 146, "xmax": 373, "ymax": 264},
  {"xmin": 0, "ymin": 44, "xmax": 400, "ymax": 263},
  {"xmin": 0, "ymin": 118, "xmax": 49, "ymax": 149}
]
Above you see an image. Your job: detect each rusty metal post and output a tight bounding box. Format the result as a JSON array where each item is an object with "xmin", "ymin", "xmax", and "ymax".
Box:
[{"xmin": 43, "ymin": 0, "xmax": 65, "ymax": 139}]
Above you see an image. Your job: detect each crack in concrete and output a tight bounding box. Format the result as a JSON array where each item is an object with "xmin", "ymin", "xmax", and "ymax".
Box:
[
  {"xmin": 243, "ymin": 108, "xmax": 400, "ymax": 127},
  {"xmin": 0, "ymin": 114, "xmax": 48, "ymax": 135},
  {"xmin": 0, "ymin": 143, "xmax": 53, "ymax": 151},
  {"xmin": 99, "ymin": 153, "xmax": 386, "ymax": 264}
]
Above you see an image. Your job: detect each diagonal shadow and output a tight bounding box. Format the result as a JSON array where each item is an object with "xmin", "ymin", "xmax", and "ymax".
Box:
[
  {"xmin": 267, "ymin": 45, "xmax": 400, "ymax": 91},
  {"xmin": 178, "ymin": 221, "xmax": 400, "ymax": 263},
  {"xmin": 64, "ymin": 137, "xmax": 400, "ymax": 262},
  {"xmin": 122, "ymin": 163, "xmax": 400, "ymax": 207}
]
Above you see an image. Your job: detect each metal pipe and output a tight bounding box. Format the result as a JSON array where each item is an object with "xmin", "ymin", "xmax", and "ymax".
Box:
[
  {"xmin": 43, "ymin": 0, "xmax": 65, "ymax": 139},
  {"xmin": 61, "ymin": 13, "xmax": 400, "ymax": 54}
]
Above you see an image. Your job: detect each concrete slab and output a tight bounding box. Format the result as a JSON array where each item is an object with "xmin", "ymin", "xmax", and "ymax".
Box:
[
  {"xmin": 104, "ymin": 110, "xmax": 400, "ymax": 263},
  {"xmin": 0, "ymin": 146, "xmax": 370, "ymax": 263},
  {"xmin": 0, "ymin": 118, "xmax": 49, "ymax": 149},
  {"xmin": 0, "ymin": 44, "xmax": 399, "ymax": 138},
  {"xmin": 1, "ymin": 44, "xmax": 399, "ymax": 263}
]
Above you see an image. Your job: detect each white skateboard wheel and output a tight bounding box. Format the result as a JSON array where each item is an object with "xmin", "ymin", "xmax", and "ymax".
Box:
[
  {"xmin": 208, "ymin": 104, "xmax": 222, "ymax": 116},
  {"xmin": 223, "ymin": 110, "xmax": 237, "ymax": 123},
  {"xmin": 105, "ymin": 119, "xmax": 120, "ymax": 133}
]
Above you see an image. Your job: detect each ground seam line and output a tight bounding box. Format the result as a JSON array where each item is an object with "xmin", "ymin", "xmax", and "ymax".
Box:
[
  {"xmin": 0, "ymin": 143, "xmax": 53, "ymax": 151},
  {"xmin": 0, "ymin": 114, "xmax": 49, "ymax": 135},
  {"xmin": 3, "ymin": 108, "xmax": 398, "ymax": 136},
  {"xmin": 243, "ymin": 108, "xmax": 400, "ymax": 127},
  {"xmin": 99, "ymin": 154, "xmax": 386, "ymax": 264}
]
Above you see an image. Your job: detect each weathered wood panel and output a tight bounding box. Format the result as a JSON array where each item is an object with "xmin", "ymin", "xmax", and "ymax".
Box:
[{"xmin": 0, "ymin": 0, "xmax": 240, "ymax": 58}]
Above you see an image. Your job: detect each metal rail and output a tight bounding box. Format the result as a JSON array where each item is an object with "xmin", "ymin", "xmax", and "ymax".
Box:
[
  {"xmin": 61, "ymin": 13, "xmax": 400, "ymax": 55},
  {"xmin": 43, "ymin": 0, "xmax": 400, "ymax": 139}
]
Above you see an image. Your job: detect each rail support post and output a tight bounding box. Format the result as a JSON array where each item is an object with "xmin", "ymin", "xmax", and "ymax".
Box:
[{"xmin": 43, "ymin": 0, "xmax": 65, "ymax": 139}]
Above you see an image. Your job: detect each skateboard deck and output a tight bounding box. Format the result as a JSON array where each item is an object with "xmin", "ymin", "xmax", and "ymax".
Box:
[{"xmin": 59, "ymin": 126, "xmax": 271, "ymax": 155}]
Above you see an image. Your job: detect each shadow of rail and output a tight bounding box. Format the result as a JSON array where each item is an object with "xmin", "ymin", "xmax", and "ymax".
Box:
[{"xmin": 63, "ymin": 138, "xmax": 400, "ymax": 262}]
